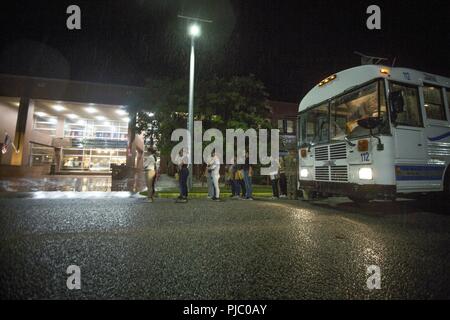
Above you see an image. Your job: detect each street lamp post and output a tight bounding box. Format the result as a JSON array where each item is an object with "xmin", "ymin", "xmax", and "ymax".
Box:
[
  {"xmin": 187, "ymin": 24, "xmax": 200, "ymax": 190},
  {"xmin": 178, "ymin": 15, "xmax": 212, "ymax": 191}
]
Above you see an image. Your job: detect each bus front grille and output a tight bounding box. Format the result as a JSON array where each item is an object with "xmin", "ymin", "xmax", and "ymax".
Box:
[
  {"xmin": 330, "ymin": 166, "xmax": 348, "ymax": 182},
  {"xmin": 313, "ymin": 143, "xmax": 348, "ymax": 182},
  {"xmin": 330, "ymin": 143, "xmax": 347, "ymax": 160},
  {"xmin": 315, "ymin": 146, "xmax": 329, "ymax": 161},
  {"xmin": 315, "ymin": 166, "xmax": 330, "ymax": 181},
  {"xmin": 314, "ymin": 143, "xmax": 347, "ymax": 161}
]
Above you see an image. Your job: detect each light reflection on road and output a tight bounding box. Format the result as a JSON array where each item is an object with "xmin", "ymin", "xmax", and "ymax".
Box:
[{"xmin": 31, "ymin": 191, "xmax": 138, "ymax": 199}]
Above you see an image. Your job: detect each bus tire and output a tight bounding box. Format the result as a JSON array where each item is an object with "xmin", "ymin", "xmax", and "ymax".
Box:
[
  {"xmin": 348, "ymin": 196, "xmax": 370, "ymax": 204},
  {"xmin": 444, "ymin": 167, "xmax": 450, "ymax": 202},
  {"xmin": 302, "ymin": 190, "xmax": 316, "ymax": 201}
]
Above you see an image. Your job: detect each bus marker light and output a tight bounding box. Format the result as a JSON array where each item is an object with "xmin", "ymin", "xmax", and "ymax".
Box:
[
  {"xmin": 359, "ymin": 168, "xmax": 373, "ymax": 180},
  {"xmin": 358, "ymin": 139, "xmax": 369, "ymax": 152},
  {"xmin": 301, "ymin": 149, "xmax": 307, "ymax": 158},
  {"xmin": 318, "ymin": 74, "xmax": 337, "ymax": 87},
  {"xmin": 380, "ymin": 68, "xmax": 390, "ymax": 75}
]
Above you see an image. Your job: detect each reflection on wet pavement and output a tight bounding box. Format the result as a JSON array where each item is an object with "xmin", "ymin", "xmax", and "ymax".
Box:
[
  {"xmin": 0, "ymin": 173, "xmax": 177, "ymax": 193},
  {"xmin": 0, "ymin": 175, "xmax": 145, "ymax": 192},
  {"xmin": 0, "ymin": 176, "xmax": 113, "ymax": 192},
  {"xmin": 31, "ymin": 191, "xmax": 139, "ymax": 199}
]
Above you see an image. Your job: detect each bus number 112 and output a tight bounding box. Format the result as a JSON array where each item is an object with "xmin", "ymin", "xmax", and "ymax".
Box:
[{"xmin": 361, "ymin": 152, "xmax": 370, "ymax": 162}]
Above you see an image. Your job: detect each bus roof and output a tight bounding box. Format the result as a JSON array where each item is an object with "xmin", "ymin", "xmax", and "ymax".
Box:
[{"xmin": 299, "ymin": 65, "xmax": 450, "ymax": 113}]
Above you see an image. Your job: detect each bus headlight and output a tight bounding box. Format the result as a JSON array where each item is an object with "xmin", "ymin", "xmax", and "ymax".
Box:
[
  {"xmin": 359, "ymin": 168, "xmax": 373, "ymax": 180},
  {"xmin": 300, "ymin": 169, "xmax": 309, "ymax": 178}
]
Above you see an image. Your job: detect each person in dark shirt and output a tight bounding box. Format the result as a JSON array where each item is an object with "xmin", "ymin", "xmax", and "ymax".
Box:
[
  {"xmin": 242, "ymin": 151, "xmax": 254, "ymax": 200},
  {"xmin": 279, "ymin": 157, "xmax": 287, "ymax": 198}
]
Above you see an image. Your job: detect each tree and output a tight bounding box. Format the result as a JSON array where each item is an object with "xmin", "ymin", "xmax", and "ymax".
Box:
[
  {"xmin": 135, "ymin": 112, "xmax": 159, "ymax": 147},
  {"xmin": 139, "ymin": 75, "xmax": 272, "ymax": 157}
]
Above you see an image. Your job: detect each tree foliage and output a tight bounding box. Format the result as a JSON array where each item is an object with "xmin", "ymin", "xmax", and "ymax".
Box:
[{"xmin": 136, "ymin": 75, "xmax": 271, "ymax": 156}]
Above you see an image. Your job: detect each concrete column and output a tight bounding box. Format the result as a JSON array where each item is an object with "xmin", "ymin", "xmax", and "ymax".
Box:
[
  {"xmin": 54, "ymin": 147, "xmax": 62, "ymax": 172},
  {"xmin": 55, "ymin": 116, "xmax": 64, "ymax": 138},
  {"xmin": 10, "ymin": 97, "xmax": 31, "ymax": 166},
  {"xmin": 136, "ymin": 149, "xmax": 143, "ymax": 169},
  {"xmin": 126, "ymin": 111, "xmax": 137, "ymax": 168}
]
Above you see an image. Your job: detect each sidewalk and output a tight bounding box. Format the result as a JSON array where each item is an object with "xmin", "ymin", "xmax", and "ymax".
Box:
[{"xmin": 155, "ymin": 174, "xmax": 178, "ymax": 191}]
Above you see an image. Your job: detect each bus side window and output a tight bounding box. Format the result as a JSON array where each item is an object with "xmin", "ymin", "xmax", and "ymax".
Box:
[
  {"xmin": 378, "ymin": 79, "xmax": 389, "ymax": 134},
  {"xmin": 423, "ymin": 85, "xmax": 447, "ymax": 121},
  {"xmin": 446, "ymin": 89, "xmax": 450, "ymax": 118},
  {"xmin": 389, "ymin": 83, "xmax": 422, "ymax": 127}
]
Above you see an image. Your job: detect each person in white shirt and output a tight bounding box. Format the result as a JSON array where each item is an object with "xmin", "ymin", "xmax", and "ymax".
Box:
[
  {"xmin": 204, "ymin": 154, "xmax": 214, "ymax": 199},
  {"xmin": 269, "ymin": 156, "xmax": 280, "ymax": 199},
  {"xmin": 175, "ymin": 149, "xmax": 189, "ymax": 201},
  {"xmin": 207, "ymin": 150, "xmax": 221, "ymax": 201},
  {"xmin": 143, "ymin": 147, "xmax": 158, "ymax": 202}
]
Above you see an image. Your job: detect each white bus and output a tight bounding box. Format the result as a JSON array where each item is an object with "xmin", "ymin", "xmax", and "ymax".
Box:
[{"xmin": 297, "ymin": 65, "xmax": 450, "ymax": 202}]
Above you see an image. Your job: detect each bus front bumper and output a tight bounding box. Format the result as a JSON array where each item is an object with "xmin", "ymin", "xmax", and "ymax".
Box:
[{"xmin": 299, "ymin": 180, "xmax": 397, "ymax": 200}]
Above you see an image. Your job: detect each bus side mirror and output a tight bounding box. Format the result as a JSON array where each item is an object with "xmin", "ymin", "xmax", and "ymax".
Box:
[
  {"xmin": 389, "ymin": 91, "xmax": 405, "ymax": 114},
  {"xmin": 357, "ymin": 116, "xmax": 382, "ymax": 130}
]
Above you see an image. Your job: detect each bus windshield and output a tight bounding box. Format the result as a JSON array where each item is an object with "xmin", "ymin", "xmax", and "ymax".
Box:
[{"xmin": 299, "ymin": 80, "xmax": 388, "ymax": 145}]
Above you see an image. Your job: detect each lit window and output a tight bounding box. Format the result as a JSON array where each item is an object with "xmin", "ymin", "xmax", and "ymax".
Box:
[
  {"xmin": 286, "ymin": 120, "xmax": 294, "ymax": 134},
  {"xmin": 30, "ymin": 144, "xmax": 54, "ymax": 166},
  {"xmin": 277, "ymin": 119, "xmax": 284, "ymax": 133},
  {"xmin": 33, "ymin": 111, "xmax": 57, "ymax": 137},
  {"xmin": 389, "ymin": 83, "xmax": 422, "ymax": 127},
  {"xmin": 423, "ymin": 85, "xmax": 446, "ymax": 121}
]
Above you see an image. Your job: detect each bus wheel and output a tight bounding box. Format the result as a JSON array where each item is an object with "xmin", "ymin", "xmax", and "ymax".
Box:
[
  {"xmin": 302, "ymin": 190, "xmax": 317, "ymax": 201},
  {"xmin": 444, "ymin": 168, "xmax": 450, "ymax": 202},
  {"xmin": 348, "ymin": 196, "xmax": 369, "ymax": 204},
  {"xmin": 388, "ymin": 195, "xmax": 397, "ymax": 202}
]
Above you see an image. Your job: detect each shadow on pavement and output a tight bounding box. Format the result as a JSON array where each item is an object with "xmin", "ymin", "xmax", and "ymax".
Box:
[{"xmin": 308, "ymin": 197, "xmax": 450, "ymax": 217}]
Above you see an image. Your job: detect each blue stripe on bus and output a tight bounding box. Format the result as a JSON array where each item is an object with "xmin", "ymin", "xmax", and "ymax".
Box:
[
  {"xmin": 396, "ymin": 176, "xmax": 443, "ymax": 181},
  {"xmin": 396, "ymin": 165, "xmax": 444, "ymax": 171},
  {"xmin": 428, "ymin": 131, "xmax": 450, "ymax": 142},
  {"xmin": 395, "ymin": 165, "xmax": 445, "ymax": 181}
]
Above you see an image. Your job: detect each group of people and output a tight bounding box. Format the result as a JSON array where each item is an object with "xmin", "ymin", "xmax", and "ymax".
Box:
[
  {"xmin": 175, "ymin": 149, "xmax": 255, "ymax": 203},
  {"xmin": 222, "ymin": 153, "xmax": 255, "ymax": 201},
  {"xmin": 268, "ymin": 151, "xmax": 298, "ymax": 200},
  {"xmin": 143, "ymin": 147, "xmax": 192, "ymax": 203},
  {"xmin": 143, "ymin": 146, "xmax": 297, "ymax": 203}
]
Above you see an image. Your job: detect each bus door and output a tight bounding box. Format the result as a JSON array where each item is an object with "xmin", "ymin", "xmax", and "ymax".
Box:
[{"xmin": 389, "ymin": 82, "xmax": 428, "ymax": 187}]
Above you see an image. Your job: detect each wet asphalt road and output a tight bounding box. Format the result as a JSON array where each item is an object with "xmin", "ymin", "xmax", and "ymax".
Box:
[{"xmin": 0, "ymin": 195, "xmax": 449, "ymax": 300}]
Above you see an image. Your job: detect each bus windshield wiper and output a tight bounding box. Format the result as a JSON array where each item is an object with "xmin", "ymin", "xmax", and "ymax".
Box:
[{"xmin": 344, "ymin": 136, "xmax": 356, "ymax": 147}]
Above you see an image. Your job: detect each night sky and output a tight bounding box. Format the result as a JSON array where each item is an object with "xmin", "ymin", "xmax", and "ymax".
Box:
[{"xmin": 1, "ymin": 0, "xmax": 449, "ymax": 102}]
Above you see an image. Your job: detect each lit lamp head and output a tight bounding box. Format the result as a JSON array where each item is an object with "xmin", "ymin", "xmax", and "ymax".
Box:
[{"xmin": 188, "ymin": 24, "xmax": 201, "ymax": 38}]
